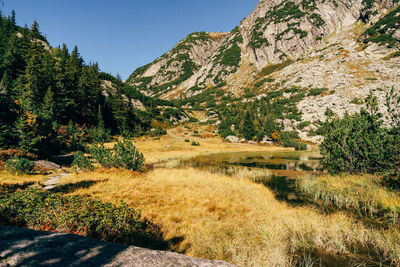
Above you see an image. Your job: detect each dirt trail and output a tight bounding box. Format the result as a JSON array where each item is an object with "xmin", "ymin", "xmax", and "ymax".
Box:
[
  {"xmin": 43, "ymin": 172, "xmax": 70, "ymax": 190},
  {"xmin": 162, "ymin": 129, "xmax": 184, "ymax": 151}
]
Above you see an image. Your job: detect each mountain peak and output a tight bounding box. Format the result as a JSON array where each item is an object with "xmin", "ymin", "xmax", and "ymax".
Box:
[{"xmin": 127, "ymin": 0, "xmax": 400, "ymax": 103}]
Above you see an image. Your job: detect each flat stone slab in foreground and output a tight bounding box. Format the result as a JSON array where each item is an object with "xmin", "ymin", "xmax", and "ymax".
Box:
[{"xmin": 0, "ymin": 226, "xmax": 236, "ymax": 267}]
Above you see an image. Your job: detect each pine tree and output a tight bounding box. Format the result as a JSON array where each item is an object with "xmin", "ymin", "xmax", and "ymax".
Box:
[
  {"xmin": 77, "ymin": 63, "xmax": 102, "ymax": 124},
  {"xmin": 242, "ymin": 110, "xmax": 256, "ymax": 140},
  {"xmin": 31, "ymin": 20, "xmax": 41, "ymax": 39},
  {"xmin": 42, "ymin": 86, "xmax": 55, "ymax": 118}
]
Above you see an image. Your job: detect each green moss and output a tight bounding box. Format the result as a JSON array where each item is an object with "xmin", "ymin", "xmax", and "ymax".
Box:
[
  {"xmin": 249, "ymin": 17, "xmax": 269, "ymax": 49},
  {"xmin": 361, "ymin": 5, "xmax": 400, "ymax": 48},
  {"xmin": 266, "ymin": 1, "xmax": 306, "ymax": 24},
  {"xmin": 220, "ymin": 44, "xmax": 241, "ymax": 67},
  {"xmin": 308, "ymin": 88, "xmax": 327, "ymax": 96},
  {"xmin": 258, "ymin": 60, "xmax": 293, "ymax": 78},
  {"xmin": 309, "ymin": 13, "xmax": 326, "ymax": 28}
]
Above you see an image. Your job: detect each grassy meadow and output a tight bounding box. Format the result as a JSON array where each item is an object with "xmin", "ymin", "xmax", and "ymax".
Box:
[
  {"xmin": 54, "ymin": 167, "xmax": 400, "ymax": 266},
  {"xmin": 1, "ymin": 130, "xmax": 399, "ymax": 266}
]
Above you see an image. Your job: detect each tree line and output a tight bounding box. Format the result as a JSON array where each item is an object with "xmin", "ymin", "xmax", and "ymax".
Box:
[{"xmin": 0, "ymin": 10, "xmax": 167, "ymax": 157}]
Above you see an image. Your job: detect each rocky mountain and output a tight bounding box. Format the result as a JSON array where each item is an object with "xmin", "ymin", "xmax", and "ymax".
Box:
[{"xmin": 127, "ymin": 0, "xmax": 400, "ymax": 139}]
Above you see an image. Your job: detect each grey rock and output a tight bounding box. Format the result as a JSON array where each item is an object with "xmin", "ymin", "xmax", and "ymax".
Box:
[
  {"xmin": 226, "ymin": 136, "xmax": 239, "ymax": 143},
  {"xmin": 0, "ymin": 226, "xmax": 236, "ymax": 267},
  {"xmin": 34, "ymin": 160, "xmax": 61, "ymax": 170}
]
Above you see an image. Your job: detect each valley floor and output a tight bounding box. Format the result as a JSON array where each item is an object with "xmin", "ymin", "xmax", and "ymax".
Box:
[
  {"xmin": 118, "ymin": 126, "xmax": 295, "ymax": 164},
  {"xmin": 1, "ymin": 133, "xmax": 399, "ymax": 266}
]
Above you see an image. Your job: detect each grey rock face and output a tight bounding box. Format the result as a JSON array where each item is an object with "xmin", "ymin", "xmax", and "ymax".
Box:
[
  {"xmin": 226, "ymin": 136, "xmax": 240, "ymax": 143},
  {"xmin": 34, "ymin": 160, "xmax": 61, "ymax": 170},
  {"xmin": 0, "ymin": 226, "xmax": 236, "ymax": 267},
  {"xmin": 127, "ymin": 0, "xmax": 399, "ymax": 99}
]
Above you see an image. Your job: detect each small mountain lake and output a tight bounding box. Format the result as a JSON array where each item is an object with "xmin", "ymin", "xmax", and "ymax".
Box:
[{"xmin": 181, "ymin": 150, "xmax": 323, "ymax": 178}]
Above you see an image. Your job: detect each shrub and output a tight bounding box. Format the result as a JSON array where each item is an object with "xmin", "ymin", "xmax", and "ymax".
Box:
[
  {"xmin": 88, "ymin": 143, "xmax": 113, "ymax": 168},
  {"xmin": 296, "ymin": 121, "xmax": 311, "ymax": 130},
  {"xmin": 184, "ymin": 139, "xmax": 190, "ymax": 143},
  {"xmin": 88, "ymin": 126, "xmax": 111, "ymax": 143},
  {"xmin": 219, "ymin": 128, "xmax": 235, "ymax": 138},
  {"xmin": 149, "ymin": 126, "xmax": 167, "ymax": 137},
  {"xmin": 320, "ymin": 92, "xmax": 400, "ymax": 186},
  {"xmin": 308, "ymin": 88, "xmax": 327, "ymax": 96},
  {"xmin": 0, "ymin": 189, "xmax": 164, "ymax": 248},
  {"xmin": 191, "ymin": 141, "xmax": 200, "ymax": 146},
  {"xmin": 188, "ymin": 117, "xmax": 198, "ymax": 123},
  {"xmin": 281, "ymin": 131, "xmax": 307, "ymax": 150},
  {"xmin": 112, "ymin": 139, "xmax": 145, "ymax": 170},
  {"xmin": 72, "ymin": 151, "xmax": 94, "ymax": 171},
  {"xmin": 89, "ymin": 138, "xmax": 145, "ymax": 171},
  {"xmin": 6, "ymin": 158, "xmax": 35, "ymax": 175}
]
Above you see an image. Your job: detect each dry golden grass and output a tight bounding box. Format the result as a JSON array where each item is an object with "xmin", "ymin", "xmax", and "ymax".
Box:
[
  {"xmin": 297, "ymin": 174, "xmax": 400, "ymax": 222},
  {"xmin": 105, "ymin": 127, "xmax": 293, "ymax": 164},
  {"xmin": 0, "ymin": 171, "xmax": 45, "ymax": 185},
  {"xmin": 60, "ymin": 168, "xmax": 400, "ymax": 266},
  {"xmin": 0, "ymin": 171, "xmax": 46, "ymax": 196}
]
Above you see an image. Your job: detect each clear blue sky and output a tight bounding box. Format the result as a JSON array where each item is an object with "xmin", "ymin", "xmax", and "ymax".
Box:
[{"xmin": 2, "ymin": 0, "xmax": 258, "ymax": 80}]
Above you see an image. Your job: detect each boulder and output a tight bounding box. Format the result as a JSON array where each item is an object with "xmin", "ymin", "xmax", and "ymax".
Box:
[
  {"xmin": 34, "ymin": 160, "xmax": 61, "ymax": 170},
  {"xmin": 226, "ymin": 136, "xmax": 239, "ymax": 143},
  {"xmin": 0, "ymin": 226, "xmax": 236, "ymax": 267}
]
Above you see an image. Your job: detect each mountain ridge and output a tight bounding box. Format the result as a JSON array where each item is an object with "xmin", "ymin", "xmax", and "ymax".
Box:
[{"xmin": 127, "ymin": 0, "xmax": 400, "ymax": 100}]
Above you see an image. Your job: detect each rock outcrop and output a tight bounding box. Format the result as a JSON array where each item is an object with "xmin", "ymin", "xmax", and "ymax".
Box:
[
  {"xmin": 0, "ymin": 226, "xmax": 236, "ymax": 267},
  {"xmin": 127, "ymin": 0, "xmax": 400, "ymax": 100}
]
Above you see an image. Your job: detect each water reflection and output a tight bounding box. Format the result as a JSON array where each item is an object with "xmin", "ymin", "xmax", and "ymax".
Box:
[{"xmin": 181, "ymin": 151, "xmax": 322, "ymax": 178}]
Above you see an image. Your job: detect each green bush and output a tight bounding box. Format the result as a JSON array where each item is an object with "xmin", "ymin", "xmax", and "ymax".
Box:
[
  {"xmin": 320, "ymin": 92, "xmax": 400, "ymax": 187},
  {"xmin": 72, "ymin": 151, "xmax": 94, "ymax": 171},
  {"xmin": 149, "ymin": 126, "xmax": 167, "ymax": 137},
  {"xmin": 281, "ymin": 131, "xmax": 307, "ymax": 150},
  {"xmin": 89, "ymin": 138, "xmax": 145, "ymax": 171},
  {"xmin": 112, "ymin": 139, "xmax": 145, "ymax": 170},
  {"xmin": 0, "ymin": 189, "xmax": 164, "ymax": 248},
  {"xmin": 6, "ymin": 158, "xmax": 34, "ymax": 175},
  {"xmin": 88, "ymin": 143, "xmax": 113, "ymax": 168},
  {"xmin": 282, "ymin": 138, "xmax": 307, "ymax": 151},
  {"xmin": 296, "ymin": 121, "xmax": 311, "ymax": 130},
  {"xmin": 308, "ymin": 88, "xmax": 327, "ymax": 96},
  {"xmin": 191, "ymin": 141, "xmax": 200, "ymax": 146},
  {"xmin": 88, "ymin": 126, "xmax": 111, "ymax": 144}
]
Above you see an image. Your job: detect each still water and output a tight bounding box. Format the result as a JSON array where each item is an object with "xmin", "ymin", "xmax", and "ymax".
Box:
[{"xmin": 181, "ymin": 151, "xmax": 322, "ymax": 178}]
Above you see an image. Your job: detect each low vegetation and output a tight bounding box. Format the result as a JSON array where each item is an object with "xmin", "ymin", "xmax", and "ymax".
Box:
[
  {"xmin": 0, "ymin": 188, "xmax": 164, "ymax": 249},
  {"xmin": 320, "ymin": 91, "xmax": 400, "ymax": 188},
  {"xmin": 52, "ymin": 168, "xmax": 400, "ymax": 266},
  {"xmin": 88, "ymin": 138, "xmax": 144, "ymax": 171},
  {"xmin": 297, "ymin": 174, "xmax": 400, "ymax": 223},
  {"xmin": 5, "ymin": 158, "xmax": 34, "ymax": 175}
]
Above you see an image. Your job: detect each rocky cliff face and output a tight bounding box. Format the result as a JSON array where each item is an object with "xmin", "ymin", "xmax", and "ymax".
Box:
[{"xmin": 127, "ymin": 0, "xmax": 400, "ymax": 131}]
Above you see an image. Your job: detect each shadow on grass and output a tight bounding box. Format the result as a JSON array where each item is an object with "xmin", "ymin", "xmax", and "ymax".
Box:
[
  {"xmin": 262, "ymin": 176, "xmax": 306, "ymax": 206},
  {"xmin": 50, "ymin": 180, "xmax": 107, "ymax": 194},
  {"xmin": 263, "ymin": 176, "xmax": 399, "ymax": 229},
  {"xmin": 294, "ymin": 247, "xmax": 388, "ymax": 267},
  {"xmin": 0, "ymin": 182, "xmax": 36, "ymax": 197}
]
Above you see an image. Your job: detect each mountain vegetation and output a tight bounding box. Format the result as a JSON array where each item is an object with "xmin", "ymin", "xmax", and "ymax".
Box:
[
  {"xmin": 1, "ymin": 1, "xmax": 400, "ymax": 266},
  {"xmin": 0, "ymin": 10, "xmax": 183, "ymax": 158}
]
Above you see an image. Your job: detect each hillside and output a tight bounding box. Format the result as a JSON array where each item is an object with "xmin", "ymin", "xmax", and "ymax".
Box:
[
  {"xmin": 127, "ymin": 0, "xmax": 400, "ymax": 143},
  {"xmin": 0, "ymin": 11, "xmax": 187, "ymax": 157}
]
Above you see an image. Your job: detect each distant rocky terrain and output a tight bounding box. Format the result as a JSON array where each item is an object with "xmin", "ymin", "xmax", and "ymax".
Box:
[
  {"xmin": 0, "ymin": 226, "xmax": 235, "ymax": 267},
  {"xmin": 127, "ymin": 0, "xmax": 400, "ymax": 141}
]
